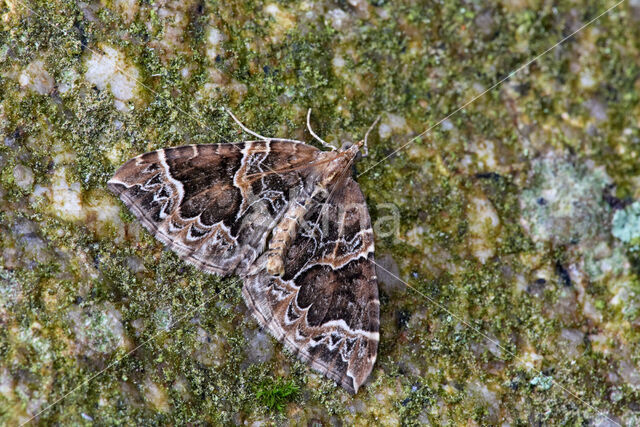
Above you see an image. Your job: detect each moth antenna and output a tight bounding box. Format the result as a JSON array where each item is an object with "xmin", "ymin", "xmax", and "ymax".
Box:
[
  {"xmin": 307, "ymin": 109, "xmax": 337, "ymax": 151},
  {"xmin": 223, "ymin": 107, "xmax": 269, "ymax": 141},
  {"xmin": 360, "ymin": 114, "xmax": 381, "ymax": 157}
]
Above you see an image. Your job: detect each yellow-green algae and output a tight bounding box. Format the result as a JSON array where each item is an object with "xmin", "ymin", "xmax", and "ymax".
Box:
[{"xmin": 1, "ymin": 0, "xmax": 640, "ymax": 425}]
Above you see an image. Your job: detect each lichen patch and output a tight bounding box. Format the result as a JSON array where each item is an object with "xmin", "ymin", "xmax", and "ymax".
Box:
[
  {"xmin": 84, "ymin": 44, "xmax": 141, "ymax": 111},
  {"xmin": 467, "ymin": 194, "xmax": 500, "ymax": 263},
  {"xmin": 49, "ymin": 167, "xmax": 84, "ymax": 222},
  {"xmin": 264, "ymin": 4, "xmax": 296, "ymax": 42},
  {"xmin": 18, "ymin": 60, "xmax": 54, "ymax": 95}
]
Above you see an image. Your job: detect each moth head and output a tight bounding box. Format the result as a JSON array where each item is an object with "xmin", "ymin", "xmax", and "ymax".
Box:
[
  {"xmin": 340, "ymin": 141, "xmax": 361, "ymax": 156},
  {"xmin": 341, "ymin": 140, "xmax": 354, "ymax": 150}
]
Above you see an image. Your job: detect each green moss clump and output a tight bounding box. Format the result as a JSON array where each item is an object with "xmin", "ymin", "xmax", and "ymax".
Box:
[{"xmin": 254, "ymin": 377, "xmax": 300, "ymax": 413}]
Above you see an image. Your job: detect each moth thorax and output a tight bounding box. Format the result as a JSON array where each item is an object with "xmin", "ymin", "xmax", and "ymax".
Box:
[{"xmin": 320, "ymin": 147, "xmax": 358, "ymax": 188}]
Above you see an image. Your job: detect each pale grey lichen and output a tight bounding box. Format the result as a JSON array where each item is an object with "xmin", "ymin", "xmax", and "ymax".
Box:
[
  {"xmin": 519, "ymin": 154, "xmax": 611, "ymax": 246},
  {"xmin": 612, "ymin": 201, "xmax": 640, "ymax": 244},
  {"xmin": 0, "ymin": 266, "xmax": 22, "ymax": 309},
  {"xmin": 67, "ymin": 303, "xmax": 127, "ymax": 356},
  {"xmin": 529, "ymin": 374, "xmax": 553, "ymax": 391}
]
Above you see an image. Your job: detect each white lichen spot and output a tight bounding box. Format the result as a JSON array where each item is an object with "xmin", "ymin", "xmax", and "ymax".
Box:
[
  {"xmin": 131, "ymin": 318, "xmax": 145, "ymax": 337},
  {"xmin": 114, "ymin": 0, "xmax": 139, "ymax": 24},
  {"xmin": 580, "ymin": 70, "xmax": 596, "ymax": 89},
  {"xmin": 518, "ymin": 350, "xmax": 543, "ymax": 370},
  {"xmin": 582, "ymin": 297, "xmax": 603, "ymax": 323},
  {"xmin": 85, "ymin": 193, "xmax": 126, "ymax": 242},
  {"xmin": 85, "ymin": 45, "xmax": 140, "ymax": 111},
  {"xmin": 105, "ymin": 140, "xmax": 131, "ymax": 165},
  {"xmin": 147, "ymin": 0, "xmax": 198, "ymax": 62},
  {"xmin": 470, "ymin": 139, "xmax": 498, "ymax": 170},
  {"xmin": 378, "ymin": 113, "xmax": 408, "ymax": 139},
  {"xmin": 264, "ymin": 4, "xmax": 296, "ymax": 42},
  {"xmin": 30, "ymin": 184, "xmax": 48, "ymax": 203},
  {"xmin": 0, "ymin": 267, "xmax": 22, "ymax": 308},
  {"xmin": 180, "ymin": 65, "xmax": 192, "ymax": 79},
  {"xmin": 199, "ymin": 67, "xmax": 247, "ymax": 103},
  {"xmin": 192, "ymin": 327, "xmax": 226, "ymax": 367},
  {"xmin": 206, "ymin": 27, "xmax": 226, "ymax": 61},
  {"xmin": 483, "ymin": 335, "xmax": 503, "ymax": 358},
  {"xmin": 67, "ymin": 303, "xmax": 128, "ymax": 356},
  {"xmin": 18, "ymin": 60, "xmax": 54, "ymax": 95},
  {"xmin": 514, "ymin": 273, "xmax": 528, "ymax": 293},
  {"xmin": 172, "ymin": 376, "xmax": 191, "ymax": 400},
  {"xmin": 519, "ymin": 155, "xmax": 611, "ymax": 245},
  {"xmin": 440, "ymin": 118, "xmax": 454, "ymax": 131},
  {"xmin": 584, "ymin": 98, "xmax": 608, "ymax": 122},
  {"xmin": 19, "ymin": 325, "xmax": 52, "ymax": 364},
  {"xmin": 327, "ymin": 8, "xmax": 350, "ymax": 31},
  {"xmin": 467, "ymin": 381, "xmax": 499, "ymax": 421},
  {"xmin": 404, "ymin": 225, "xmax": 426, "ymax": 248},
  {"xmin": 244, "ymin": 328, "xmax": 274, "ymax": 364},
  {"xmin": 348, "ymin": 0, "xmax": 370, "ymax": 14},
  {"xmin": 589, "ymin": 333, "xmax": 611, "ymax": 355},
  {"xmin": 401, "ymin": 226, "xmax": 453, "ymax": 275},
  {"xmin": 612, "ymin": 201, "xmax": 640, "ymax": 243},
  {"xmin": 558, "ymin": 328, "xmax": 583, "ymax": 359},
  {"xmin": 90, "ymin": 197, "xmax": 120, "ymax": 226},
  {"xmin": 610, "ymin": 280, "xmax": 632, "ymax": 307},
  {"xmin": 49, "ymin": 167, "xmax": 84, "ymax": 221},
  {"xmin": 58, "ymin": 68, "xmax": 79, "ymax": 94},
  {"xmin": 374, "ymin": 387, "xmax": 401, "ymax": 425},
  {"xmin": 0, "ymin": 368, "xmax": 14, "ymax": 399},
  {"xmin": 376, "ymin": 7, "xmax": 391, "ymax": 20},
  {"xmin": 144, "ymin": 378, "xmax": 170, "ymax": 412},
  {"xmin": 619, "ymin": 359, "xmax": 640, "ymax": 389},
  {"xmin": 13, "ymin": 164, "xmax": 34, "ymax": 190},
  {"xmin": 346, "ymin": 398, "xmax": 366, "ymax": 415},
  {"xmin": 468, "ymin": 194, "xmax": 500, "ymax": 263}
]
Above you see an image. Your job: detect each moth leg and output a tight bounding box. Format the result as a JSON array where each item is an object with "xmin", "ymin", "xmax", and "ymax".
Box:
[
  {"xmin": 307, "ymin": 109, "xmax": 337, "ymax": 151},
  {"xmin": 223, "ymin": 107, "xmax": 270, "ymax": 141}
]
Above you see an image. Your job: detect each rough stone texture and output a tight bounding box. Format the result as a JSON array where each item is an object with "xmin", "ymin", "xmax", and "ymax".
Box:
[{"xmin": 1, "ymin": 0, "xmax": 640, "ymax": 425}]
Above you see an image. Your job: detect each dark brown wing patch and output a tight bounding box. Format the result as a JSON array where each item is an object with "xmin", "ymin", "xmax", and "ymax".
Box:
[
  {"xmin": 242, "ymin": 178, "xmax": 378, "ymax": 393},
  {"xmin": 108, "ymin": 141, "xmax": 319, "ymax": 275}
]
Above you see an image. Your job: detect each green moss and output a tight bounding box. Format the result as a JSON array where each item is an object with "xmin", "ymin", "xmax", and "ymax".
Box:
[{"xmin": 254, "ymin": 377, "xmax": 300, "ymax": 413}]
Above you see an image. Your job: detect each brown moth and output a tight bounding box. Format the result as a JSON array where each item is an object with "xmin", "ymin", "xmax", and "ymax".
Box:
[{"xmin": 107, "ymin": 110, "xmax": 379, "ymax": 393}]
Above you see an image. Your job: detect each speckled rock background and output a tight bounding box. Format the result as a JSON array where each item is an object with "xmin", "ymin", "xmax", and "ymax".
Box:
[{"xmin": 1, "ymin": 0, "xmax": 640, "ymax": 425}]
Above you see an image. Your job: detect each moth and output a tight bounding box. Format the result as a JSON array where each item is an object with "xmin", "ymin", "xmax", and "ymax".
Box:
[{"xmin": 107, "ymin": 109, "xmax": 380, "ymax": 393}]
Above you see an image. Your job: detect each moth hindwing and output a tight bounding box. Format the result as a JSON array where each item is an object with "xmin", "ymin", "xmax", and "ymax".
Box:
[{"xmin": 108, "ymin": 139, "xmax": 379, "ymax": 393}]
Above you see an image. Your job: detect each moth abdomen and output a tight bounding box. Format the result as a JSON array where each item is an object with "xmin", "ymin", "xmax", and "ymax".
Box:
[{"xmin": 266, "ymin": 198, "xmax": 310, "ymax": 276}]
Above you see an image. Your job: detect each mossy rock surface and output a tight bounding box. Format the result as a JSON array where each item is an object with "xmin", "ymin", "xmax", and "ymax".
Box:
[{"xmin": 1, "ymin": 0, "xmax": 640, "ymax": 425}]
